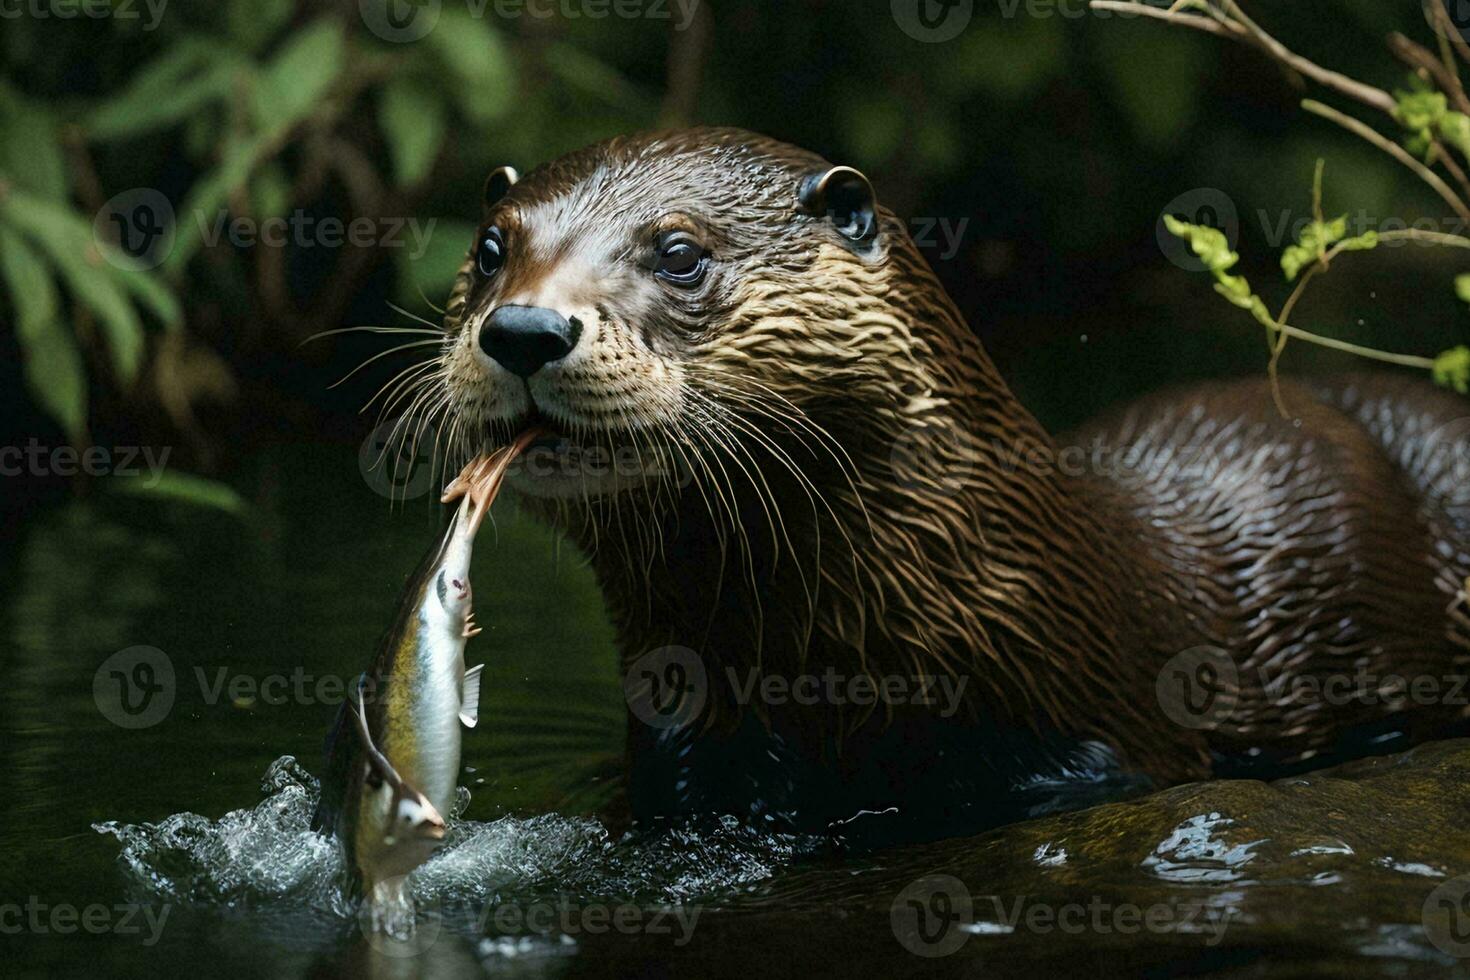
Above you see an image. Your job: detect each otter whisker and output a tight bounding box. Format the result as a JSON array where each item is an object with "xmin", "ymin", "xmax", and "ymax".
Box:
[
  {"xmin": 386, "ymin": 301, "xmax": 447, "ymax": 330},
  {"xmin": 329, "ymin": 339, "xmax": 446, "ymax": 391},
  {"xmin": 696, "ymin": 373, "xmax": 872, "ymax": 538},
  {"xmin": 301, "ymin": 325, "xmax": 443, "ymax": 346},
  {"xmin": 365, "ymin": 360, "xmax": 442, "ymax": 417}
]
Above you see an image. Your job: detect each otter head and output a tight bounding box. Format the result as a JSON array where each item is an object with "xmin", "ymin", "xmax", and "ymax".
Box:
[{"xmin": 436, "ymin": 127, "xmax": 962, "ymax": 511}]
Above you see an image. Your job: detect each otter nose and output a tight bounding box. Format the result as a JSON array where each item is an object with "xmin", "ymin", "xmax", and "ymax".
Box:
[{"xmin": 478, "ymin": 305, "xmax": 578, "ymax": 378}]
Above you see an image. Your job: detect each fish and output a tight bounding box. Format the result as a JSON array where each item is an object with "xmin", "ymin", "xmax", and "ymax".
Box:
[{"xmin": 312, "ymin": 431, "xmax": 540, "ymax": 932}]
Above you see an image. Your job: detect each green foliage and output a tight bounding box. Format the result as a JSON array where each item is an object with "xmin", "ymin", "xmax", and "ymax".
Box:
[
  {"xmin": 1394, "ymin": 86, "xmax": 1470, "ymax": 162},
  {"xmin": 0, "ymin": 225, "xmax": 84, "ymax": 440},
  {"xmin": 1433, "ymin": 346, "xmax": 1470, "ymax": 393},
  {"xmin": 379, "ymin": 77, "xmax": 446, "ymax": 187},
  {"xmin": 112, "ymin": 470, "xmax": 250, "ymax": 515}
]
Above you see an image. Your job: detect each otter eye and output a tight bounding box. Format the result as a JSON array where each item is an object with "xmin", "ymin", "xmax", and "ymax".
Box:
[
  {"xmin": 654, "ymin": 234, "xmax": 707, "ymax": 286},
  {"xmin": 476, "ymin": 227, "xmax": 504, "ymax": 280}
]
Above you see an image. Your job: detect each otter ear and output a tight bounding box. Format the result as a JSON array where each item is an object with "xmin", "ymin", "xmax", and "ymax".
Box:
[
  {"xmin": 483, "ymin": 166, "xmax": 519, "ymax": 213},
  {"xmin": 798, "ymin": 165, "xmax": 878, "ymax": 246}
]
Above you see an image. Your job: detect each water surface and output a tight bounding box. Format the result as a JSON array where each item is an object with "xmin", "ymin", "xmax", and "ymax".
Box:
[{"xmin": 6, "ymin": 444, "xmax": 1470, "ymax": 977}]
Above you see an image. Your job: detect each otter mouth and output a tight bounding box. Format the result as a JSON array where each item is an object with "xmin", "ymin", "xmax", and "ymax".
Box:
[{"xmin": 489, "ymin": 412, "xmax": 688, "ymax": 501}]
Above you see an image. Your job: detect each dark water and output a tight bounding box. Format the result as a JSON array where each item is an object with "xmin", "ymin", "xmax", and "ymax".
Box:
[{"xmin": 6, "ymin": 443, "xmax": 1470, "ymax": 978}]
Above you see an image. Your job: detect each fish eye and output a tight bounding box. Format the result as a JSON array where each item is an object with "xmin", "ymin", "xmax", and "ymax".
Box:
[
  {"xmin": 654, "ymin": 232, "xmax": 707, "ymax": 287},
  {"xmin": 476, "ymin": 226, "xmax": 505, "ymax": 280}
]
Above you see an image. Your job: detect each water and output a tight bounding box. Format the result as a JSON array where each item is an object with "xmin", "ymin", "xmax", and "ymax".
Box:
[{"xmin": 6, "ymin": 443, "xmax": 1470, "ymax": 977}]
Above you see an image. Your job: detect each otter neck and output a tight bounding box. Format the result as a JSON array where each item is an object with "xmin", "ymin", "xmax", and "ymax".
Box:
[{"xmin": 554, "ymin": 263, "xmax": 1196, "ymax": 780}]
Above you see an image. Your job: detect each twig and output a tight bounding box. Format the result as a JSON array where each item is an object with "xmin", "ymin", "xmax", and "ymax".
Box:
[
  {"xmin": 1264, "ymin": 316, "xmax": 1437, "ymax": 370},
  {"xmin": 1428, "ymin": 0, "xmax": 1470, "ymax": 68},
  {"xmin": 1091, "ymin": 1, "xmax": 1396, "ymax": 115},
  {"xmin": 1389, "ymin": 31, "xmax": 1470, "ymax": 116},
  {"xmin": 1087, "ymin": 1, "xmax": 1244, "ymax": 39},
  {"xmin": 1301, "ymin": 99, "xmax": 1470, "ymax": 223},
  {"xmin": 1433, "ymin": 140, "xmax": 1470, "ymax": 204},
  {"xmin": 659, "ymin": 0, "xmax": 711, "ymax": 127}
]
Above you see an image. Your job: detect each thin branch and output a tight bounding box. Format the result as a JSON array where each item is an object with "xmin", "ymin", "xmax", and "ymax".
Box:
[
  {"xmin": 1301, "ymin": 99, "xmax": 1470, "ymax": 223},
  {"xmin": 1265, "ymin": 316, "xmax": 1437, "ymax": 370},
  {"xmin": 1389, "ymin": 31, "xmax": 1470, "ymax": 116},
  {"xmin": 1091, "ymin": 1, "xmax": 1396, "ymax": 114},
  {"xmin": 1428, "ymin": 0, "xmax": 1470, "ymax": 68},
  {"xmin": 659, "ymin": 0, "xmax": 711, "ymax": 127},
  {"xmin": 1087, "ymin": 1, "xmax": 1244, "ymax": 40},
  {"xmin": 1432, "ymin": 140, "xmax": 1470, "ymax": 204}
]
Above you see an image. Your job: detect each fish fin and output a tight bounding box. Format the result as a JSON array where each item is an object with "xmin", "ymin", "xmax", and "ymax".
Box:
[
  {"xmin": 460, "ymin": 664, "xmax": 483, "ymax": 728},
  {"xmin": 350, "ymin": 681, "xmax": 412, "ymax": 794}
]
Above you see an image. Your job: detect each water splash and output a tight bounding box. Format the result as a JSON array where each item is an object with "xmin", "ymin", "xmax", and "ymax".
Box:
[{"xmin": 92, "ymin": 756, "xmax": 797, "ymax": 929}]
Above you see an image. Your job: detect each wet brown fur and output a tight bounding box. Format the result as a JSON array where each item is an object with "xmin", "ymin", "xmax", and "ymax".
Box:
[{"xmin": 431, "ymin": 127, "xmax": 1470, "ymax": 785}]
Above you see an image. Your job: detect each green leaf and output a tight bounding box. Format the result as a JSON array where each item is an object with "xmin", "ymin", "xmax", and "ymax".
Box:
[
  {"xmin": 395, "ymin": 218, "xmax": 475, "ymax": 306},
  {"xmin": 0, "ymin": 86, "xmax": 68, "ymax": 202},
  {"xmin": 379, "ymin": 76, "xmax": 446, "ymax": 187},
  {"xmin": 1433, "ymin": 346, "xmax": 1470, "ymax": 393},
  {"xmin": 1440, "ymin": 111, "xmax": 1470, "ymax": 159},
  {"xmin": 427, "ymin": 10, "xmax": 514, "ymax": 124},
  {"xmin": 252, "ymin": 19, "xmax": 345, "ymax": 131},
  {"xmin": 1456, "ymin": 273, "xmax": 1470, "ymax": 304},
  {"xmin": 251, "ymin": 162, "xmax": 292, "ymax": 221},
  {"xmin": 1395, "ymin": 90, "xmax": 1447, "ymax": 131},
  {"xmin": 113, "ymin": 470, "xmax": 249, "ymax": 515},
  {"xmin": 84, "ymin": 39, "xmax": 243, "ymax": 141},
  {"xmin": 1163, "ymin": 215, "xmax": 1239, "ymax": 273},
  {"xmin": 165, "ymin": 133, "xmax": 269, "ymax": 275},
  {"xmin": 1282, "ymin": 215, "xmax": 1348, "ymax": 282},
  {"xmin": 2, "ymin": 188, "xmax": 146, "ymax": 381},
  {"xmin": 0, "ymin": 222, "xmax": 86, "ymax": 439},
  {"xmin": 541, "ymin": 42, "xmax": 652, "ymax": 116},
  {"xmin": 109, "ymin": 262, "xmax": 183, "ymax": 331},
  {"xmin": 227, "ymin": 0, "xmax": 294, "ymax": 53}
]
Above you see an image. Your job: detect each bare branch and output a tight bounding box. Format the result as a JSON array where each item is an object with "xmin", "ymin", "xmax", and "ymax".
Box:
[
  {"xmin": 1301, "ymin": 99, "xmax": 1470, "ymax": 222},
  {"xmin": 1090, "ymin": 1, "xmax": 1396, "ymax": 114}
]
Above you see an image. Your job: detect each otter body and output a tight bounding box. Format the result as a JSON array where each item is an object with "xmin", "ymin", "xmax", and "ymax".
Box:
[{"xmin": 429, "ymin": 128, "xmax": 1470, "ymax": 843}]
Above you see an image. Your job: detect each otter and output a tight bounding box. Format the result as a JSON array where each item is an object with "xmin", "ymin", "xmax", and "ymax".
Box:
[{"xmin": 425, "ymin": 127, "xmax": 1470, "ymax": 845}]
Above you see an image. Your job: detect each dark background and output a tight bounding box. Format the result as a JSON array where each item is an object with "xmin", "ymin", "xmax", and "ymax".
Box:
[{"xmin": 2, "ymin": 0, "xmax": 1467, "ymax": 522}]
